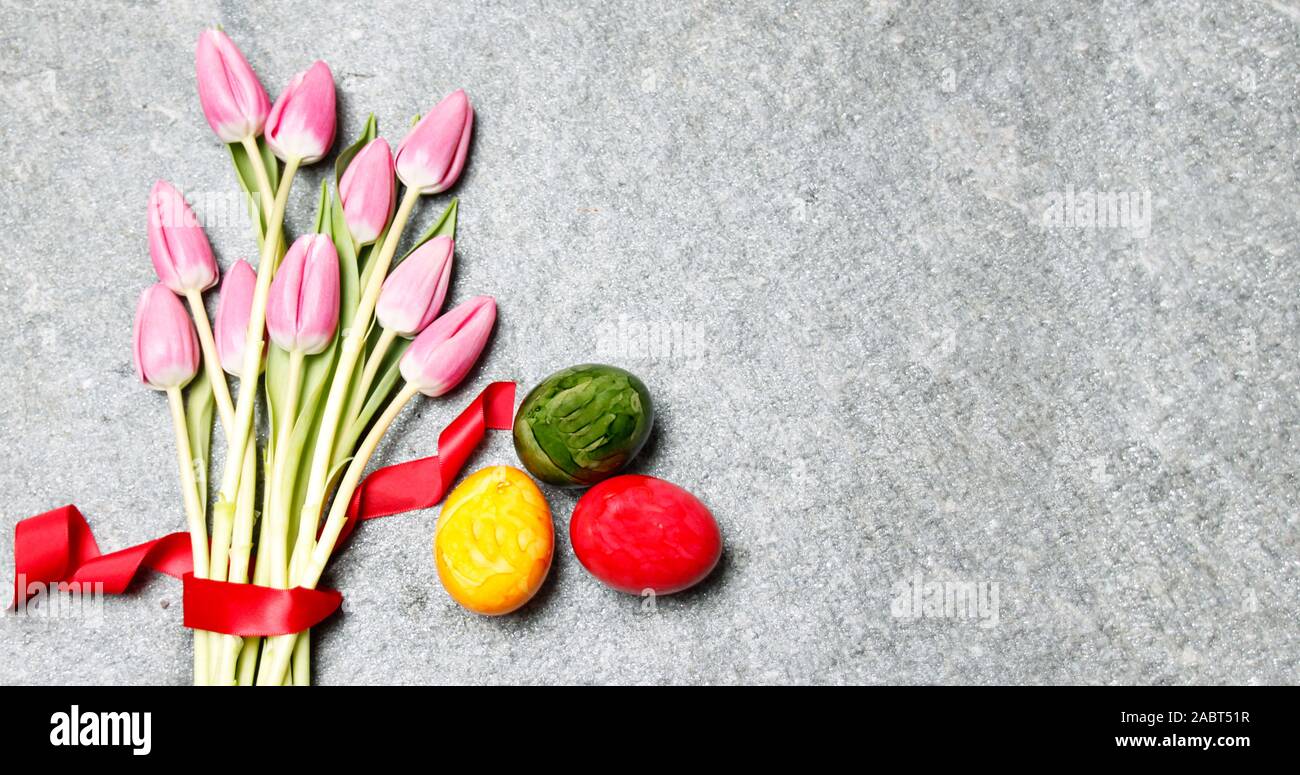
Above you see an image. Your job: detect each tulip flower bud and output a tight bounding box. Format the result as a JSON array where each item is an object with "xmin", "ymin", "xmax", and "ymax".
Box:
[
  {"xmin": 148, "ymin": 181, "xmax": 218, "ymax": 295},
  {"xmin": 338, "ymin": 138, "xmax": 394, "ymax": 245},
  {"xmin": 395, "ymin": 89, "xmax": 474, "ymax": 194},
  {"xmin": 266, "ymin": 234, "xmax": 340, "ymax": 355},
  {"xmin": 399, "ymin": 295, "xmax": 496, "ymax": 397},
  {"xmin": 214, "ymin": 259, "xmax": 261, "ymax": 377},
  {"xmin": 195, "ymin": 29, "xmax": 270, "ymax": 143},
  {"xmin": 133, "ymin": 284, "xmax": 201, "ymax": 391},
  {"xmin": 375, "ymin": 237, "xmax": 454, "ymax": 337},
  {"xmin": 266, "ymin": 61, "xmax": 336, "ymax": 164}
]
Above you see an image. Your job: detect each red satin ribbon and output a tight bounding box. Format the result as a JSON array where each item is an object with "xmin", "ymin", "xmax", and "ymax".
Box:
[
  {"xmin": 182, "ymin": 574, "xmax": 342, "ymax": 636},
  {"xmin": 10, "ymin": 381, "xmax": 515, "ymax": 637}
]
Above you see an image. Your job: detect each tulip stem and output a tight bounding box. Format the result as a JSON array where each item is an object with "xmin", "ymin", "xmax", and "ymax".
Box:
[
  {"xmin": 211, "ymin": 139, "xmax": 280, "ymax": 686},
  {"xmin": 292, "ymin": 629, "xmax": 310, "ymax": 686},
  {"xmin": 266, "ymin": 349, "xmax": 305, "ymax": 591},
  {"xmin": 235, "ymin": 635, "xmax": 259, "ymax": 686},
  {"xmin": 184, "ymin": 290, "xmax": 236, "ymax": 433},
  {"xmin": 208, "ymin": 155, "xmax": 297, "ymax": 687},
  {"xmin": 290, "ymin": 186, "xmax": 420, "ymax": 593},
  {"xmin": 212, "ymin": 439, "xmax": 256, "ymax": 685},
  {"xmin": 225, "ymin": 440, "xmax": 259, "ymax": 586},
  {"xmin": 183, "ymin": 288, "xmax": 238, "ymax": 633},
  {"xmin": 312, "ymin": 382, "xmax": 421, "ymax": 585},
  {"xmin": 216, "ymin": 157, "xmax": 300, "ymax": 518},
  {"xmin": 239, "ymin": 136, "xmax": 276, "ymax": 226},
  {"xmin": 237, "ymin": 438, "xmax": 278, "ymax": 684},
  {"xmin": 340, "ymin": 326, "xmax": 398, "ymax": 441},
  {"xmin": 205, "ymin": 137, "xmax": 277, "ymax": 686},
  {"xmin": 167, "ymin": 385, "xmax": 211, "ymax": 686},
  {"xmin": 257, "ymin": 381, "xmax": 421, "ymax": 685}
]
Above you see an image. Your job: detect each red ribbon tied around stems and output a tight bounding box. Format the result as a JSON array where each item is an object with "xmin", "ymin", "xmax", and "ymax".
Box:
[{"xmin": 10, "ymin": 382, "xmax": 516, "ymax": 636}]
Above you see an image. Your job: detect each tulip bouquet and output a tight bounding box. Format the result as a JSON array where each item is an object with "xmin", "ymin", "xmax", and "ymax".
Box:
[{"xmin": 133, "ymin": 28, "xmax": 491, "ymax": 685}]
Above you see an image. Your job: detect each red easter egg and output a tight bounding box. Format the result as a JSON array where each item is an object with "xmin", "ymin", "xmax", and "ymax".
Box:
[{"xmin": 570, "ymin": 475, "xmax": 722, "ymax": 595}]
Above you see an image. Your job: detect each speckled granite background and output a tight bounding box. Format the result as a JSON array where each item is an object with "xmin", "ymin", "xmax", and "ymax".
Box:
[{"xmin": 1, "ymin": 0, "xmax": 1297, "ymax": 685}]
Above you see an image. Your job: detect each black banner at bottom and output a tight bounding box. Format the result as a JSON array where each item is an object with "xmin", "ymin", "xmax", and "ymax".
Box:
[{"xmin": 0, "ymin": 686, "xmax": 1280, "ymax": 761}]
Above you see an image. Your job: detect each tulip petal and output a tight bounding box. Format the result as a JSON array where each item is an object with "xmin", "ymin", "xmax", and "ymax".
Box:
[
  {"xmin": 339, "ymin": 138, "xmax": 394, "ymax": 245},
  {"xmin": 399, "ymin": 295, "xmax": 496, "ymax": 396},
  {"xmin": 266, "ymin": 235, "xmax": 340, "ymax": 354},
  {"xmin": 266, "ymin": 61, "xmax": 336, "ymax": 164},
  {"xmin": 133, "ymin": 284, "xmax": 200, "ymax": 390},
  {"xmin": 395, "ymin": 89, "xmax": 474, "ymax": 193},
  {"xmin": 148, "ymin": 181, "xmax": 218, "ymax": 294},
  {"xmin": 195, "ymin": 29, "xmax": 270, "ymax": 143},
  {"xmin": 376, "ymin": 237, "xmax": 454, "ymax": 337},
  {"xmin": 214, "ymin": 259, "xmax": 260, "ymax": 377}
]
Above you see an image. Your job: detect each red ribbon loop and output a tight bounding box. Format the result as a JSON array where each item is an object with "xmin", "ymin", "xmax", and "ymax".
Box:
[
  {"xmin": 10, "ymin": 381, "xmax": 516, "ymax": 637},
  {"xmin": 338, "ymin": 380, "xmax": 516, "ymax": 544},
  {"xmin": 12, "ymin": 506, "xmax": 191, "ymax": 601}
]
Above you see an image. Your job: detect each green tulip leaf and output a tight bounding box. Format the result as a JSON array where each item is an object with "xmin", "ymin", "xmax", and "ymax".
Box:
[
  {"xmin": 337, "ymin": 334, "xmax": 412, "ymax": 459},
  {"xmin": 324, "ymin": 455, "xmax": 353, "ymax": 503},
  {"xmin": 329, "ymin": 193, "xmax": 361, "ymax": 331},
  {"xmin": 226, "ymin": 144, "xmax": 265, "ymax": 246},
  {"xmin": 261, "ymin": 139, "xmax": 279, "ymax": 192},
  {"xmin": 284, "ymin": 338, "xmax": 339, "ymax": 525},
  {"xmin": 226, "ymin": 138, "xmax": 281, "ymax": 245},
  {"xmin": 264, "ymin": 344, "xmax": 291, "ymax": 435},
  {"xmin": 395, "ymin": 198, "xmax": 458, "ymax": 269},
  {"xmin": 312, "ymin": 179, "xmax": 330, "ymax": 234},
  {"xmin": 262, "ymin": 371, "xmax": 276, "ymax": 467}
]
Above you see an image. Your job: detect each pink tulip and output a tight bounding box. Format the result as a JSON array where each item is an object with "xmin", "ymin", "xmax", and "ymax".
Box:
[
  {"xmin": 375, "ymin": 237, "xmax": 454, "ymax": 337},
  {"xmin": 338, "ymin": 138, "xmax": 394, "ymax": 245},
  {"xmin": 395, "ymin": 89, "xmax": 474, "ymax": 194},
  {"xmin": 399, "ymin": 295, "xmax": 495, "ymax": 397},
  {"xmin": 134, "ymin": 284, "xmax": 200, "ymax": 391},
  {"xmin": 195, "ymin": 29, "xmax": 270, "ymax": 143},
  {"xmin": 266, "ymin": 61, "xmax": 336, "ymax": 164},
  {"xmin": 148, "ymin": 181, "xmax": 218, "ymax": 295},
  {"xmin": 214, "ymin": 259, "xmax": 261, "ymax": 377},
  {"xmin": 266, "ymin": 234, "xmax": 339, "ymax": 354}
]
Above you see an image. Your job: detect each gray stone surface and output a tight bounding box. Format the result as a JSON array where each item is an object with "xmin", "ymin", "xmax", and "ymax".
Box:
[{"xmin": 1, "ymin": 0, "xmax": 1298, "ymax": 685}]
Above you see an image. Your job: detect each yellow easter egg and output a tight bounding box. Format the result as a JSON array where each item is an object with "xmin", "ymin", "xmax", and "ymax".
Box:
[{"xmin": 435, "ymin": 466, "xmax": 553, "ymax": 615}]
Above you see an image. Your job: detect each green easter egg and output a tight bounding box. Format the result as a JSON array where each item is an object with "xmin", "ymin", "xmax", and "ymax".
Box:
[{"xmin": 513, "ymin": 364, "xmax": 654, "ymax": 487}]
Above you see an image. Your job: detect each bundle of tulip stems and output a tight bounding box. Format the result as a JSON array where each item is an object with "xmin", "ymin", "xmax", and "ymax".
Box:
[{"xmin": 131, "ymin": 29, "xmax": 495, "ymax": 685}]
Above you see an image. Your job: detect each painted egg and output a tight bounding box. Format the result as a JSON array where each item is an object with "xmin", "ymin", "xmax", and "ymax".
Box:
[
  {"xmin": 513, "ymin": 364, "xmax": 654, "ymax": 487},
  {"xmin": 435, "ymin": 466, "xmax": 554, "ymax": 615},
  {"xmin": 570, "ymin": 475, "xmax": 721, "ymax": 595}
]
